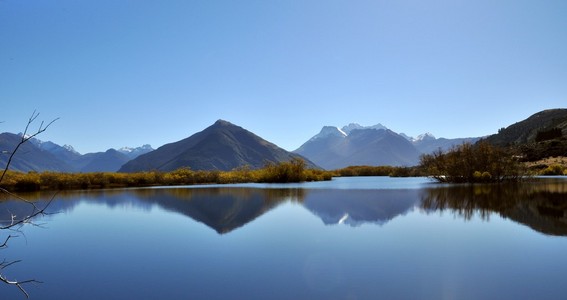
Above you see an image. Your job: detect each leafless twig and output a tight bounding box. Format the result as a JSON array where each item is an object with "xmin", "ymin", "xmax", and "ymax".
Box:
[
  {"xmin": 0, "ymin": 111, "xmax": 58, "ymax": 298},
  {"xmin": 0, "ymin": 110, "xmax": 59, "ymax": 183}
]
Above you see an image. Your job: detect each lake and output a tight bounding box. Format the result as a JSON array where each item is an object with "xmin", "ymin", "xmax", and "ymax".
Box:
[{"xmin": 2, "ymin": 177, "xmax": 567, "ymax": 299}]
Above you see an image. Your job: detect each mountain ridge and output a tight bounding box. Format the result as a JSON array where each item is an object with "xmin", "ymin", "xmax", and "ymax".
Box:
[{"xmin": 120, "ymin": 119, "xmax": 317, "ymax": 172}]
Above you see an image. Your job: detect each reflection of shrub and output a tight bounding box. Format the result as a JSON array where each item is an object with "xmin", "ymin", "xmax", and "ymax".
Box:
[{"xmin": 14, "ymin": 173, "xmax": 41, "ymax": 191}]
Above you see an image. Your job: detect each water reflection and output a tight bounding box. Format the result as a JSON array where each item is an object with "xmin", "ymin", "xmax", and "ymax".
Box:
[
  {"xmin": 303, "ymin": 189, "xmax": 419, "ymax": 226},
  {"xmin": 2, "ymin": 178, "xmax": 567, "ymax": 236},
  {"xmin": 421, "ymin": 178, "xmax": 567, "ymax": 236},
  {"xmin": 133, "ymin": 188, "xmax": 303, "ymax": 234}
]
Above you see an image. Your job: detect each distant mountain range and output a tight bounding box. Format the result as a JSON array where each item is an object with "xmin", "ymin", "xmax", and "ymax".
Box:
[
  {"xmin": 294, "ymin": 123, "xmax": 480, "ymax": 169},
  {"xmin": 120, "ymin": 120, "xmax": 317, "ymax": 172},
  {"xmin": 0, "ymin": 132, "xmax": 153, "ymax": 172},
  {"xmin": 2, "ymin": 109, "xmax": 564, "ymax": 173}
]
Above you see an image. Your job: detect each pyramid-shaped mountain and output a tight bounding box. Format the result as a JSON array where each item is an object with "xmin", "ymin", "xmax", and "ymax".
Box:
[{"xmin": 119, "ymin": 120, "xmax": 316, "ymax": 172}]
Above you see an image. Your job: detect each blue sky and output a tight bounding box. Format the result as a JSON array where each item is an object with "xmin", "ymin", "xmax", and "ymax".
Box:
[{"xmin": 1, "ymin": 0, "xmax": 566, "ymax": 154}]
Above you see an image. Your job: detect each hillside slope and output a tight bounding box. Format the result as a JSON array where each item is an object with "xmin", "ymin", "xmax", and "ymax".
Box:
[{"xmin": 120, "ymin": 120, "xmax": 317, "ymax": 172}]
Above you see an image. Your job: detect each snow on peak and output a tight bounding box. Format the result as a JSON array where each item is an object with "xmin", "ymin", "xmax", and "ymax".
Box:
[
  {"xmin": 310, "ymin": 126, "xmax": 347, "ymax": 141},
  {"xmin": 117, "ymin": 144, "xmax": 154, "ymax": 156},
  {"xmin": 416, "ymin": 132, "xmax": 436, "ymax": 141},
  {"xmin": 63, "ymin": 144, "xmax": 79, "ymax": 154},
  {"xmin": 118, "ymin": 146, "xmax": 134, "ymax": 153},
  {"xmin": 341, "ymin": 123, "xmax": 388, "ymax": 134}
]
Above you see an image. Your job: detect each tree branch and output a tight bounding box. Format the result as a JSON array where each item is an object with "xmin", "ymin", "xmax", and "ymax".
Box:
[
  {"xmin": 0, "ymin": 110, "xmax": 59, "ymax": 183},
  {"xmin": 0, "ymin": 111, "xmax": 58, "ymax": 298}
]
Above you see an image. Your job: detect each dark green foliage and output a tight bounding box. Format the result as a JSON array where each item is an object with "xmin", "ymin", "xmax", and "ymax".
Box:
[
  {"xmin": 483, "ymin": 109, "xmax": 567, "ymax": 147},
  {"xmin": 518, "ymin": 139, "xmax": 567, "ymax": 162},
  {"xmin": 536, "ymin": 128, "xmax": 563, "ymax": 142},
  {"xmin": 420, "ymin": 142, "xmax": 526, "ymax": 183}
]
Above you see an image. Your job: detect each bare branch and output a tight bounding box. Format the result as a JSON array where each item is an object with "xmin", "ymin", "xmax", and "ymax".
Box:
[
  {"xmin": 0, "ymin": 111, "xmax": 58, "ymax": 297},
  {"xmin": 0, "ymin": 235, "xmax": 16, "ymax": 248},
  {"xmin": 0, "ymin": 110, "xmax": 59, "ymax": 183}
]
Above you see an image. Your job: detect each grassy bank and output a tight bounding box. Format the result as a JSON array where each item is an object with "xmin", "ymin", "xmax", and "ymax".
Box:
[{"xmin": 0, "ymin": 159, "xmax": 333, "ymax": 192}]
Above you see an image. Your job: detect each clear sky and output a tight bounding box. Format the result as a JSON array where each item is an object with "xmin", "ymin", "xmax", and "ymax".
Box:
[{"xmin": 1, "ymin": 0, "xmax": 566, "ymax": 154}]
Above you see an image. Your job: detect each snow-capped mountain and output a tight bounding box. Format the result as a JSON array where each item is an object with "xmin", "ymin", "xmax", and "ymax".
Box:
[
  {"xmin": 295, "ymin": 122, "xmax": 483, "ymax": 169},
  {"xmin": 415, "ymin": 132, "xmax": 436, "ymax": 142},
  {"xmin": 401, "ymin": 132, "xmax": 480, "ymax": 153},
  {"xmin": 4, "ymin": 134, "xmax": 154, "ymax": 172},
  {"xmin": 308, "ymin": 126, "xmax": 347, "ymax": 141},
  {"xmin": 341, "ymin": 123, "xmax": 388, "ymax": 135},
  {"xmin": 116, "ymin": 144, "xmax": 154, "ymax": 159},
  {"xmin": 295, "ymin": 123, "xmax": 420, "ymax": 169}
]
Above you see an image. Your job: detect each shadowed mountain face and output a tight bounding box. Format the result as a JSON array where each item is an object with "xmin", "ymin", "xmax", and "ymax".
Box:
[
  {"xmin": 0, "ymin": 132, "xmax": 153, "ymax": 172},
  {"xmin": 484, "ymin": 109, "xmax": 567, "ymax": 146},
  {"xmin": 120, "ymin": 120, "xmax": 317, "ymax": 172},
  {"xmin": 0, "ymin": 133, "xmax": 75, "ymax": 172}
]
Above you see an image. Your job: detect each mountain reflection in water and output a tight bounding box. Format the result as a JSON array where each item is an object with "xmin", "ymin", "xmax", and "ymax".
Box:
[{"xmin": 2, "ymin": 178, "xmax": 567, "ymax": 236}]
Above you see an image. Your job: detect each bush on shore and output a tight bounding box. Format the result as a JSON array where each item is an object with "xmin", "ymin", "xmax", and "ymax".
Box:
[
  {"xmin": 0, "ymin": 158, "xmax": 334, "ymax": 192},
  {"xmin": 419, "ymin": 142, "xmax": 527, "ymax": 183}
]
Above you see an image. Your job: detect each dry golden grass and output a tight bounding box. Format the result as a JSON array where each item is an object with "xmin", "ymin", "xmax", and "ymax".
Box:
[{"xmin": 524, "ymin": 156, "xmax": 567, "ymax": 168}]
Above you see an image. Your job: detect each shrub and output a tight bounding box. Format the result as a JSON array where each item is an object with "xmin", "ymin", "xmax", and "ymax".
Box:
[
  {"xmin": 540, "ymin": 164, "xmax": 564, "ymax": 176},
  {"xmin": 420, "ymin": 142, "xmax": 526, "ymax": 183}
]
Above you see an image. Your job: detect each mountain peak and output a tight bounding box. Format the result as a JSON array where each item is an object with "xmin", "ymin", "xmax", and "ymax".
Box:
[
  {"xmin": 416, "ymin": 132, "xmax": 436, "ymax": 141},
  {"xmin": 310, "ymin": 126, "xmax": 347, "ymax": 141},
  {"xmin": 63, "ymin": 144, "xmax": 79, "ymax": 154},
  {"xmin": 341, "ymin": 123, "xmax": 388, "ymax": 135},
  {"xmin": 120, "ymin": 120, "xmax": 317, "ymax": 172},
  {"xmin": 213, "ymin": 119, "xmax": 234, "ymax": 127}
]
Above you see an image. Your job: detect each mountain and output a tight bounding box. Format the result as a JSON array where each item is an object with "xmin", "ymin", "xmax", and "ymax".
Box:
[
  {"xmin": 76, "ymin": 149, "xmax": 131, "ymax": 172},
  {"xmin": 341, "ymin": 123, "xmax": 388, "ymax": 134},
  {"xmin": 119, "ymin": 120, "xmax": 317, "ymax": 172},
  {"xmin": 0, "ymin": 132, "xmax": 74, "ymax": 172},
  {"xmin": 413, "ymin": 135, "xmax": 481, "ymax": 154},
  {"xmin": 295, "ymin": 126, "xmax": 421, "ymax": 169},
  {"xmin": 399, "ymin": 132, "xmax": 481, "ymax": 154},
  {"xmin": 117, "ymin": 144, "xmax": 154, "ymax": 159},
  {"xmin": 1, "ymin": 133, "xmax": 154, "ymax": 173},
  {"xmin": 483, "ymin": 109, "xmax": 567, "ymax": 147},
  {"xmin": 34, "ymin": 138, "xmax": 153, "ymax": 172},
  {"xmin": 481, "ymin": 109, "xmax": 567, "ymax": 161}
]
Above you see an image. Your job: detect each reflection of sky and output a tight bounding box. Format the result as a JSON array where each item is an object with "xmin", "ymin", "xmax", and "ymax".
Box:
[
  {"xmin": 173, "ymin": 176, "xmax": 435, "ymax": 190},
  {"xmin": 2, "ymin": 177, "xmax": 567, "ymax": 299}
]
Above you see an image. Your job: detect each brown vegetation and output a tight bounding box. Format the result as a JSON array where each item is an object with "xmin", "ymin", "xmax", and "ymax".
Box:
[
  {"xmin": 0, "ymin": 158, "xmax": 333, "ymax": 192},
  {"xmin": 419, "ymin": 142, "xmax": 527, "ymax": 183},
  {"xmin": 333, "ymin": 165, "xmax": 423, "ymax": 177}
]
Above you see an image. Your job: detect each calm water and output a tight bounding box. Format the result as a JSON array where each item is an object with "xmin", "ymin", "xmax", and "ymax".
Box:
[{"xmin": 2, "ymin": 177, "xmax": 567, "ymax": 299}]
